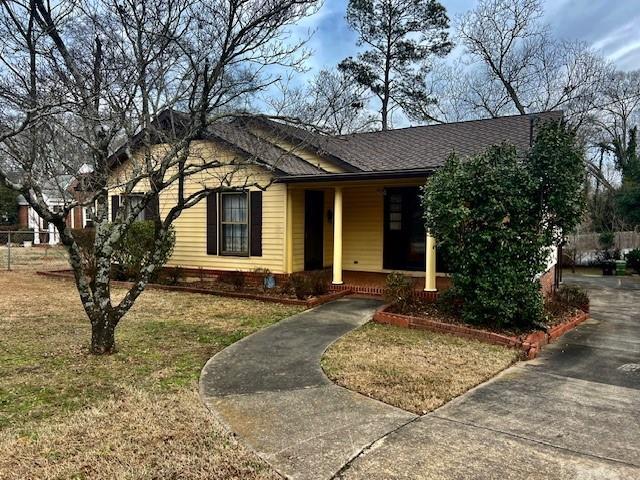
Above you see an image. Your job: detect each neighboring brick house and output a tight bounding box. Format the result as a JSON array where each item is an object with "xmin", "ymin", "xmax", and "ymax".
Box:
[{"xmin": 15, "ymin": 165, "xmax": 95, "ymax": 245}]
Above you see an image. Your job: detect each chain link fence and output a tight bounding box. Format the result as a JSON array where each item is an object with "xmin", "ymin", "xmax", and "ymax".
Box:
[{"xmin": 0, "ymin": 231, "xmax": 69, "ymax": 271}]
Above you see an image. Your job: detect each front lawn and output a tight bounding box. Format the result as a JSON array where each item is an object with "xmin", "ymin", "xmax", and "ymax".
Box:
[
  {"xmin": 322, "ymin": 323, "xmax": 519, "ymax": 414},
  {"xmin": 0, "ymin": 272, "xmax": 301, "ymax": 479}
]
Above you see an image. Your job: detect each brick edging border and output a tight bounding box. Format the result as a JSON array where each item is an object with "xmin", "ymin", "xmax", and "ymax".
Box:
[
  {"xmin": 36, "ymin": 270, "xmax": 352, "ymax": 308},
  {"xmin": 373, "ymin": 304, "xmax": 589, "ymax": 359}
]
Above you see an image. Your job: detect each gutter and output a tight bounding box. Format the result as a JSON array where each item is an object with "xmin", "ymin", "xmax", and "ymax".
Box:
[{"xmin": 275, "ymin": 168, "xmax": 435, "ymax": 183}]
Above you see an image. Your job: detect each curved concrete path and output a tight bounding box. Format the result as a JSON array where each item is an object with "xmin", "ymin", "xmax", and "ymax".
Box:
[
  {"xmin": 339, "ymin": 275, "xmax": 640, "ymax": 479},
  {"xmin": 202, "ymin": 279, "xmax": 640, "ymax": 480},
  {"xmin": 199, "ymin": 297, "xmax": 416, "ymax": 480}
]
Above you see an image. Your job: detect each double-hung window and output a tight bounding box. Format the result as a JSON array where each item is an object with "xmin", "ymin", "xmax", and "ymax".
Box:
[{"xmin": 220, "ymin": 192, "xmax": 249, "ymax": 255}]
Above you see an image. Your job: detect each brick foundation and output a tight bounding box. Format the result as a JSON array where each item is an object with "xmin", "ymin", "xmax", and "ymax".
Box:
[
  {"xmin": 540, "ymin": 265, "xmax": 556, "ymax": 297},
  {"xmin": 36, "ymin": 270, "xmax": 352, "ymax": 308}
]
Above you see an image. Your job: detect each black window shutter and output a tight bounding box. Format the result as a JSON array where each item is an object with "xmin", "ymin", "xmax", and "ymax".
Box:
[
  {"xmin": 144, "ymin": 195, "xmax": 160, "ymax": 221},
  {"xmin": 111, "ymin": 195, "xmax": 120, "ymax": 222},
  {"xmin": 250, "ymin": 191, "xmax": 262, "ymax": 257},
  {"xmin": 206, "ymin": 193, "xmax": 217, "ymax": 255}
]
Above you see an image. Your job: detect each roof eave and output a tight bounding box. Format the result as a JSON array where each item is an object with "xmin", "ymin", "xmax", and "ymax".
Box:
[{"xmin": 275, "ymin": 168, "xmax": 435, "ymax": 184}]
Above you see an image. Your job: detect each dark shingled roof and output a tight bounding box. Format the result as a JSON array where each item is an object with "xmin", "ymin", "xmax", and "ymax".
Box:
[
  {"xmin": 109, "ymin": 110, "xmax": 564, "ymax": 180},
  {"xmin": 252, "ymin": 111, "xmax": 563, "ymax": 174},
  {"xmin": 206, "ymin": 123, "xmax": 324, "ymax": 176}
]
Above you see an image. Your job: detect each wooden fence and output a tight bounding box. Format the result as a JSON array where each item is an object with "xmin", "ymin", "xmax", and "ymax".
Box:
[
  {"xmin": 564, "ymin": 230, "xmax": 640, "ymax": 266},
  {"xmin": 565, "ymin": 230, "xmax": 640, "ymax": 252}
]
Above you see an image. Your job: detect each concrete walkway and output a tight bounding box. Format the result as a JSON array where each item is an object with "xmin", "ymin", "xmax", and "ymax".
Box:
[
  {"xmin": 199, "ymin": 298, "xmax": 416, "ymax": 480},
  {"xmin": 201, "ymin": 278, "xmax": 640, "ymax": 480},
  {"xmin": 340, "ymin": 275, "xmax": 640, "ymax": 479}
]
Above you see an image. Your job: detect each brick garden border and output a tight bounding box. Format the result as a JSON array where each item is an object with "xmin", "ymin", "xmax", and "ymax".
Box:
[
  {"xmin": 373, "ymin": 304, "xmax": 589, "ymax": 359},
  {"xmin": 37, "ymin": 270, "xmax": 352, "ymax": 308}
]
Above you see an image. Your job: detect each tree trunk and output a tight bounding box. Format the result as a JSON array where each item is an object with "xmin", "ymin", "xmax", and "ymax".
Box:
[{"xmin": 90, "ymin": 318, "xmax": 116, "ymax": 354}]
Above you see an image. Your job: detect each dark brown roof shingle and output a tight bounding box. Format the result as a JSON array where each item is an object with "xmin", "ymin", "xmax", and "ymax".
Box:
[
  {"xmin": 254, "ymin": 111, "xmax": 563, "ymax": 173},
  {"xmin": 206, "ymin": 123, "xmax": 325, "ymax": 176}
]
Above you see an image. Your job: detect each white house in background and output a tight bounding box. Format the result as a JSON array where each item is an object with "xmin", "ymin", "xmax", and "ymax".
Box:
[{"xmin": 15, "ymin": 165, "xmax": 95, "ymax": 245}]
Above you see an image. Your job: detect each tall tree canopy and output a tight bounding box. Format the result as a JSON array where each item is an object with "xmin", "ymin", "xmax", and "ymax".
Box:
[
  {"xmin": 338, "ymin": 0, "xmax": 452, "ymax": 130},
  {"xmin": 456, "ymin": 0, "xmax": 606, "ymax": 124},
  {"xmin": 0, "ymin": 0, "xmax": 319, "ymax": 354}
]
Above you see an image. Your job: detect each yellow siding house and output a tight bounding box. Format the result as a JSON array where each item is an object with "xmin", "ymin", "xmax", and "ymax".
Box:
[{"xmin": 109, "ymin": 111, "xmax": 562, "ymax": 294}]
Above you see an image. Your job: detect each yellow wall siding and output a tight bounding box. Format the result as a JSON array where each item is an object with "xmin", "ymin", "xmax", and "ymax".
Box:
[
  {"xmin": 108, "ymin": 137, "xmax": 427, "ymax": 276},
  {"xmin": 109, "ymin": 140, "xmax": 288, "ymax": 273},
  {"xmin": 289, "ymin": 179, "xmax": 426, "ymax": 273},
  {"xmin": 289, "ymin": 187, "xmax": 335, "ymax": 271},
  {"xmin": 164, "ymin": 180, "xmax": 287, "ymax": 273},
  {"xmin": 290, "ymin": 189, "xmax": 305, "ymax": 272},
  {"xmin": 342, "ymin": 186, "xmax": 385, "ymax": 271}
]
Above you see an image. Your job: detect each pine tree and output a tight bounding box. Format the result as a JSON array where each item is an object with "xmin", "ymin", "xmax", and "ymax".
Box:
[{"xmin": 339, "ymin": 0, "xmax": 452, "ymax": 130}]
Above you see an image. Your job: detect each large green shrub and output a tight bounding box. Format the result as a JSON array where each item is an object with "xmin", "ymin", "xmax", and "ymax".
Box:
[
  {"xmin": 0, "ymin": 185, "xmax": 19, "ymax": 225},
  {"xmin": 422, "ymin": 121, "xmax": 584, "ymax": 329},
  {"xmin": 112, "ymin": 221, "xmax": 175, "ymax": 281},
  {"xmin": 626, "ymin": 248, "xmax": 640, "ymax": 274}
]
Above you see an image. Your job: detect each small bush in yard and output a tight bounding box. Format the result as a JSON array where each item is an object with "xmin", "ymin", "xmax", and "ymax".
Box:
[
  {"xmin": 555, "ymin": 285, "xmax": 589, "ymax": 311},
  {"xmin": 626, "ymin": 249, "xmax": 640, "ymax": 274},
  {"xmin": 163, "ymin": 265, "xmax": 185, "ymax": 285},
  {"xmin": 309, "ymin": 270, "xmax": 330, "ymax": 295},
  {"xmin": 112, "ymin": 221, "xmax": 175, "ymax": 281},
  {"xmin": 288, "ymin": 273, "xmax": 312, "ymax": 300},
  {"xmin": 384, "ymin": 272, "xmax": 415, "ymax": 314},
  {"xmin": 218, "ymin": 270, "xmax": 245, "ymax": 290}
]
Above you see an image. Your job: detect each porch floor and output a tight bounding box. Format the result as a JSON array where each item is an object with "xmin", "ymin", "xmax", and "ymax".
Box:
[{"xmin": 331, "ymin": 271, "xmax": 451, "ymax": 299}]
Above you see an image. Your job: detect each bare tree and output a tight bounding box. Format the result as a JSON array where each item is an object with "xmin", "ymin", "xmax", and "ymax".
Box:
[
  {"xmin": 591, "ymin": 70, "xmax": 640, "ymax": 171},
  {"xmin": 0, "ymin": 0, "xmax": 319, "ymax": 354},
  {"xmin": 269, "ymin": 69, "xmax": 376, "ymax": 134},
  {"xmin": 456, "ymin": 0, "xmax": 606, "ymax": 126}
]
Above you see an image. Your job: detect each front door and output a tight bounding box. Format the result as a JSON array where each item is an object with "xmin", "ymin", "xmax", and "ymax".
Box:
[
  {"xmin": 304, "ymin": 190, "xmax": 324, "ymax": 270},
  {"xmin": 383, "ymin": 187, "xmax": 425, "ymax": 271}
]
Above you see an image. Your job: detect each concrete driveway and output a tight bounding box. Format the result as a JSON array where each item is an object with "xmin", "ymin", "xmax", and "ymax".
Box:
[{"xmin": 339, "ymin": 275, "xmax": 640, "ymax": 479}]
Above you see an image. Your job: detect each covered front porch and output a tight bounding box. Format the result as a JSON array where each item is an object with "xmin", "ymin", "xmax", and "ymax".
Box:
[
  {"xmin": 284, "ymin": 177, "xmax": 448, "ymax": 297},
  {"xmin": 332, "ymin": 271, "xmax": 451, "ymax": 298}
]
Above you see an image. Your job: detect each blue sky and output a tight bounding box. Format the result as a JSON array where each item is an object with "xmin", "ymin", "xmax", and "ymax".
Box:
[{"xmin": 296, "ymin": 0, "xmax": 640, "ymax": 74}]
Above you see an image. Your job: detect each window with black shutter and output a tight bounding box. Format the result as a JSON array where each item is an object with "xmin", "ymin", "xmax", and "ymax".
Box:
[
  {"xmin": 111, "ymin": 195, "xmax": 120, "ymax": 221},
  {"xmin": 206, "ymin": 193, "xmax": 217, "ymax": 255},
  {"xmin": 250, "ymin": 191, "xmax": 262, "ymax": 257},
  {"xmin": 206, "ymin": 190, "xmax": 263, "ymax": 257},
  {"xmin": 220, "ymin": 192, "xmax": 249, "ymax": 256}
]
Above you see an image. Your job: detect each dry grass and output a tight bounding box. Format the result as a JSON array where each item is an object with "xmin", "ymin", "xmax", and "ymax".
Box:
[
  {"xmin": 0, "ymin": 388, "xmax": 279, "ymax": 480},
  {"xmin": 0, "ymin": 245, "xmax": 69, "ymax": 271},
  {"xmin": 0, "ymin": 273, "xmax": 302, "ymax": 479},
  {"xmin": 322, "ymin": 323, "xmax": 520, "ymax": 415}
]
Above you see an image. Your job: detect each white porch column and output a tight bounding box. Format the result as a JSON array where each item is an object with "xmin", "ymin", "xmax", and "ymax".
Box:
[
  {"xmin": 424, "ymin": 232, "xmax": 437, "ymax": 292},
  {"xmin": 286, "ymin": 188, "xmax": 294, "ymax": 274},
  {"xmin": 332, "ymin": 186, "xmax": 343, "ymax": 285}
]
